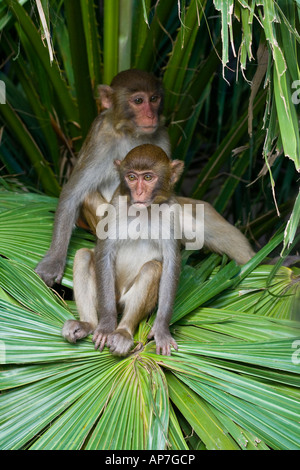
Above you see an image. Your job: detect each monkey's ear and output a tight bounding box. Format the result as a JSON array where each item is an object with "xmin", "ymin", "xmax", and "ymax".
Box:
[
  {"xmin": 98, "ymin": 85, "xmax": 114, "ymax": 109},
  {"xmin": 114, "ymin": 159, "xmax": 122, "ymax": 168},
  {"xmin": 170, "ymin": 160, "xmax": 184, "ymax": 184}
]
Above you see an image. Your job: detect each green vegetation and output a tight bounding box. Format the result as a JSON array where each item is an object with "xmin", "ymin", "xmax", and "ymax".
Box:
[{"xmin": 0, "ymin": 0, "xmax": 299, "ymax": 450}]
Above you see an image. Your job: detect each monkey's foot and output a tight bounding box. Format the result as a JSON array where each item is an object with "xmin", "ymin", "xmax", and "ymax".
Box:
[
  {"xmin": 148, "ymin": 329, "xmax": 178, "ymax": 356},
  {"xmin": 62, "ymin": 320, "xmax": 93, "ymax": 343},
  {"xmin": 106, "ymin": 329, "xmax": 134, "ymax": 356},
  {"xmin": 92, "ymin": 329, "xmax": 110, "ymax": 351}
]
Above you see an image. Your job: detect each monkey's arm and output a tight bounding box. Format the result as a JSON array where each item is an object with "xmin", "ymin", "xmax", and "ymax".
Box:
[
  {"xmin": 92, "ymin": 241, "xmax": 118, "ymax": 351},
  {"xmin": 35, "ymin": 117, "xmax": 113, "ymax": 286},
  {"xmin": 35, "ymin": 184, "xmax": 80, "ymax": 286},
  {"xmin": 35, "ymin": 173, "xmax": 88, "ymax": 285},
  {"xmin": 177, "ymin": 196, "xmax": 255, "ymax": 264},
  {"xmin": 148, "ymin": 244, "xmax": 181, "ymax": 355},
  {"xmin": 35, "ymin": 158, "xmax": 106, "ymax": 286}
]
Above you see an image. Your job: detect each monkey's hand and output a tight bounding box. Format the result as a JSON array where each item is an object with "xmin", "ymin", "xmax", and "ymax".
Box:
[
  {"xmin": 106, "ymin": 329, "xmax": 134, "ymax": 356},
  {"xmin": 35, "ymin": 254, "xmax": 65, "ymax": 287},
  {"xmin": 62, "ymin": 320, "xmax": 94, "ymax": 343},
  {"xmin": 148, "ymin": 326, "xmax": 178, "ymax": 356}
]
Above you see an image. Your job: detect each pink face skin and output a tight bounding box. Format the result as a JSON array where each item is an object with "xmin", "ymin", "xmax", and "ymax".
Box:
[
  {"xmin": 125, "ymin": 170, "xmax": 159, "ymax": 206},
  {"xmin": 128, "ymin": 92, "xmax": 161, "ymax": 133}
]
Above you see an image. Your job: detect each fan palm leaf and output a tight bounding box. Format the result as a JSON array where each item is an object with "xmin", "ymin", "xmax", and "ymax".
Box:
[{"xmin": 0, "ymin": 242, "xmax": 299, "ymax": 450}]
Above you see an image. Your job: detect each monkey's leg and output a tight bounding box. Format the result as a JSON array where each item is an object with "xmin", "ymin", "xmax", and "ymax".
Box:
[
  {"xmin": 107, "ymin": 260, "xmax": 162, "ymax": 356},
  {"xmin": 79, "ymin": 191, "xmax": 107, "ymax": 233},
  {"xmin": 62, "ymin": 248, "xmax": 98, "ymax": 343},
  {"xmin": 177, "ymin": 196, "xmax": 255, "ymax": 264}
]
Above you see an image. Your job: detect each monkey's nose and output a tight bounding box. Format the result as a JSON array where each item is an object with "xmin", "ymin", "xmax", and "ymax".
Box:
[
  {"xmin": 136, "ymin": 181, "xmax": 144, "ymax": 196},
  {"xmin": 145, "ymin": 103, "xmax": 155, "ymax": 119}
]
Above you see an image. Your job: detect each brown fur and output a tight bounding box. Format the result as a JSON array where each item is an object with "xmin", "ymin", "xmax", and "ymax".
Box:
[
  {"xmin": 35, "ymin": 70, "xmax": 170, "ymax": 287},
  {"xmin": 81, "ymin": 193, "xmax": 255, "ymax": 265},
  {"xmin": 63, "ymin": 145, "xmax": 182, "ymax": 356}
]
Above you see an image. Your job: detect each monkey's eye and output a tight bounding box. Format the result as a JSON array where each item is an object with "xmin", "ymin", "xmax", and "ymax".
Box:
[
  {"xmin": 144, "ymin": 174, "xmax": 153, "ymax": 181},
  {"xmin": 133, "ymin": 97, "xmax": 143, "ymax": 105},
  {"xmin": 150, "ymin": 95, "xmax": 159, "ymax": 103},
  {"xmin": 127, "ymin": 174, "xmax": 137, "ymax": 181}
]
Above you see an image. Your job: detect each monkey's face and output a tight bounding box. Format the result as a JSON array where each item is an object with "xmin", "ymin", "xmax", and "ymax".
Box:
[
  {"xmin": 115, "ymin": 144, "xmax": 184, "ymax": 208},
  {"xmin": 124, "ymin": 170, "xmax": 159, "ymax": 207},
  {"xmin": 128, "ymin": 92, "xmax": 162, "ymax": 133}
]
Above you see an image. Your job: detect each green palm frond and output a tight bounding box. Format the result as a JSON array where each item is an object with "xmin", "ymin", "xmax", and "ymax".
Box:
[
  {"xmin": 0, "ymin": 0, "xmax": 299, "ymax": 451},
  {"xmin": 0, "ymin": 192, "xmax": 95, "ymax": 288},
  {"xmin": 0, "ymin": 238, "xmax": 299, "ymax": 450}
]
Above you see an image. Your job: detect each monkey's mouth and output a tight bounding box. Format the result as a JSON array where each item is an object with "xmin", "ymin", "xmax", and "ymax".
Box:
[
  {"xmin": 137, "ymin": 125, "xmax": 158, "ymax": 133},
  {"xmin": 131, "ymin": 201, "xmax": 151, "ymax": 208}
]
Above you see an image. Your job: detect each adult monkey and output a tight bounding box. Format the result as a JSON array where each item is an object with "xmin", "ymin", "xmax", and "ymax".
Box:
[
  {"xmin": 35, "ymin": 69, "xmax": 170, "ymax": 286},
  {"xmin": 35, "ymin": 69, "xmax": 254, "ymax": 287}
]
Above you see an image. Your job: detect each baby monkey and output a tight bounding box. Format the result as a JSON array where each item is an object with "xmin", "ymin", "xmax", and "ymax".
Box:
[{"xmin": 62, "ymin": 144, "xmax": 184, "ymax": 356}]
